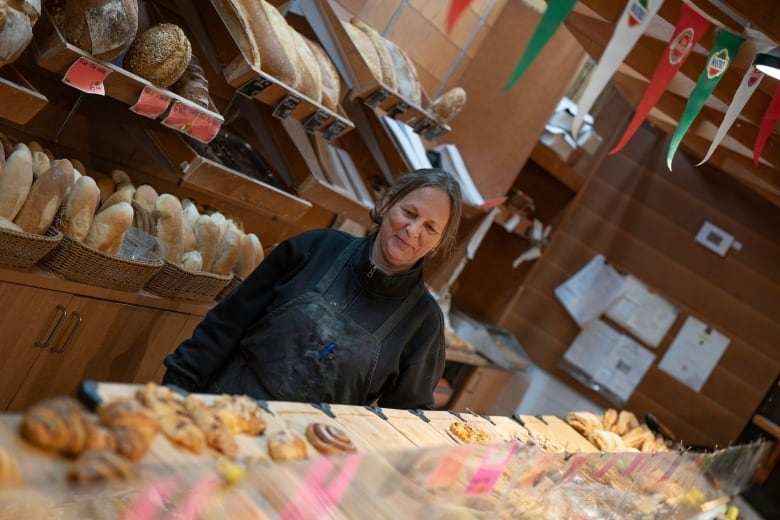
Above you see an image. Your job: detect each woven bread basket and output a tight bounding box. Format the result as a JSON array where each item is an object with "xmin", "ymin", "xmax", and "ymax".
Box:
[
  {"xmin": 144, "ymin": 260, "xmax": 232, "ymax": 302},
  {"xmin": 0, "ymin": 226, "xmax": 63, "ymax": 269}
]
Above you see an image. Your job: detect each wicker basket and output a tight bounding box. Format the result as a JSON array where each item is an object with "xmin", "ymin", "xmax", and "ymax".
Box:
[
  {"xmin": 145, "ymin": 261, "xmax": 233, "ymax": 302},
  {"xmin": 0, "ymin": 226, "xmax": 63, "ymax": 268},
  {"xmin": 38, "ymin": 234, "xmax": 164, "ymax": 292},
  {"xmin": 216, "ymin": 274, "xmax": 243, "ymax": 300}
]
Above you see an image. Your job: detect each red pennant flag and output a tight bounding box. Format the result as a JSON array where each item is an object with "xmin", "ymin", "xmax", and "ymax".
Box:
[
  {"xmin": 753, "ymin": 83, "xmax": 780, "ymax": 166},
  {"xmin": 610, "ymin": 4, "xmax": 710, "ymax": 155},
  {"xmin": 446, "ymin": 0, "xmax": 473, "ymax": 34}
]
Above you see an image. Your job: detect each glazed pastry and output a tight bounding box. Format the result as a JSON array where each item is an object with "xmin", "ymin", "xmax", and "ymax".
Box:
[
  {"xmin": 68, "ymin": 449, "xmax": 135, "ymax": 484},
  {"xmin": 84, "ymin": 422, "xmax": 117, "ymax": 452},
  {"xmin": 305, "ymin": 423, "xmax": 356, "ymax": 455},
  {"xmin": 97, "ymin": 398, "xmax": 159, "ymax": 439},
  {"xmin": 448, "ymin": 422, "xmax": 491, "ymax": 444},
  {"xmin": 183, "ymin": 395, "xmax": 239, "ymax": 457},
  {"xmin": 602, "ymin": 408, "xmax": 618, "ymax": 432},
  {"xmin": 213, "ymin": 395, "xmax": 266, "ymax": 436},
  {"xmin": 0, "ymin": 446, "xmax": 22, "ymax": 486},
  {"xmin": 267, "ymin": 430, "xmax": 308, "ymax": 462},
  {"xmin": 20, "ymin": 396, "xmax": 94, "ymax": 456}
]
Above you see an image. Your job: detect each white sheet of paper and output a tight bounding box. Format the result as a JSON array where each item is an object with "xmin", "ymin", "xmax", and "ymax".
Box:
[
  {"xmin": 658, "ymin": 316, "xmax": 730, "ymax": 392},
  {"xmin": 555, "ymin": 255, "xmax": 627, "ymax": 326},
  {"xmin": 592, "ymin": 335, "xmax": 655, "ymax": 403},
  {"xmin": 606, "ymin": 275, "xmax": 679, "ymax": 348},
  {"xmin": 563, "ymin": 319, "xmax": 621, "ymax": 377}
]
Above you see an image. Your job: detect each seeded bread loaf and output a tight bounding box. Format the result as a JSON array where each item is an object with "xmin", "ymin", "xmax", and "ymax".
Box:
[{"xmin": 123, "ymin": 23, "xmax": 191, "ymax": 88}]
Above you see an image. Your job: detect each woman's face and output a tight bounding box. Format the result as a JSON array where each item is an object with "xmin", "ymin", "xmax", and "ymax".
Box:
[{"xmin": 374, "ymin": 186, "xmax": 452, "ymax": 272}]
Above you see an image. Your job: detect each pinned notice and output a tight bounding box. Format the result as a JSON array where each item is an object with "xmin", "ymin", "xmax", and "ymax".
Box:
[
  {"xmin": 555, "ymin": 255, "xmax": 627, "ymax": 326},
  {"xmin": 659, "ymin": 316, "xmax": 730, "ymax": 392},
  {"xmin": 63, "ymin": 57, "xmax": 111, "ymax": 95}
]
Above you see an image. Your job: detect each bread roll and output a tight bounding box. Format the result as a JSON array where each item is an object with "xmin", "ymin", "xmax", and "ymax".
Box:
[
  {"xmin": 194, "ymin": 214, "xmax": 220, "ymax": 272},
  {"xmin": 342, "ymin": 21, "xmax": 382, "ymax": 83},
  {"xmin": 14, "ymin": 162, "xmax": 70, "ymax": 234},
  {"xmin": 0, "ymin": 1, "xmax": 35, "ymax": 67},
  {"xmin": 234, "ymin": 233, "xmax": 255, "ymax": 279},
  {"xmin": 95, "ymin": 175, "xmax": 115, "ymax": 205},
  {"xmin": 155, "ymin": 193, "xmax": 183, "ymax": 264},
  {"xmin": 430, "ymin": 87, "xmax": 467, "ymax": 123},
  {"xmin": 210, "ymin": 211, "xmax": 227, "ymax": 243},
  {"xmin": 60, "ymin": 175, "xmax": 100, "ymax": 242},
  {"xmin": 99, "ymin": 186, "xmax": 133, "ymax": 212},
  {"xmin": 27, "ymin": 140, "xmax": 43, "ymax": 155},
  {"xmin": 351, "ymin": 18, "xmax": 397, "ymax": 91},
  {"xmin": 51, "ymin": 158, "xmax": 75, "ymax": 186},
  {"xmin": 290, "ymin": 30, "xmax": 321, "ymax": 103},
  {"xmin": 0, "ymin": 216, "xmax": 22, "ymax": 232},
  {"xmin": 247, "ymin": 232, "xmax": 264, "ymax": 264},
  {"xmin": 111, "ymin": 169, "xmax": 133, "ymax": 189},
  {"xmin": 172, "ymin": 55, "xmax": 210, "ymax": 108},
  {"xmin": 85, "ymin": 201, "xmax": 134, "ymax": 255},
  {"xmin": 181, "ymin": 198, "xmax": 200, "ymax": 228},
  {"xmin": 181, "ymin": 215, "xmax": 196, "ymax": 252},
  {"xmin": 123, "ymin": 23, "xmax": 192, "ymax": 88},
  {"xmin": 211, "ymin": 224, "xmax": 241, "ymax": 276},
  {"xmin": 31, "ymin": 151, "xmax": 50, "ymax": 179},
  {"xmin": 304, "ymin": 37, "xmax": 341, "ymax": 111},
  {"xmin": 384, "ymin": 40, "xmax": 421, "ymax": 106},
  {"xmin": 0, "ymin": 143, "xmax": 32, "ymax": 220},
  {"xmin": 61, "ymin": 0, "xmax": 138, "ymax": 60},
  {"xmin": 133, "ymin": 184, "xmax": 158, "ymax": 215},
  {"xmin": 181, "ymin": 250, "xmax": 203, "ymax": 272}
]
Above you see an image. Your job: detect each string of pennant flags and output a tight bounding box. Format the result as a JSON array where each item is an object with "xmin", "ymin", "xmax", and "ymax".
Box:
[{"xmin": 445, "ymin": 0, "xmax": 780, "ymax": 170}]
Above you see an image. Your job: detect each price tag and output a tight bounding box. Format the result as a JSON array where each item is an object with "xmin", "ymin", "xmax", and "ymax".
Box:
[
  {"xmin": 272, "ymin": 93, "xmax": 302, "ymax": 119},
  {"xmin": 186, "ymin": 111, "xmax": 222, "ymax": 143},
  {"xmin": 425, "ymin": 446, "xmax": 474, "ymax": 489},
  {"xmin": 161, "ymin": 101, "xmax": 199, "ymax": 132},
  {"xmin": 238, "ymin": 75, "xmax": 273, "ymax": 98},
  {"xmin": 464, "ymin": 444, "xmax": 517, "ymax": 496},
  {"xmin": 62, "ymin": 57, "xmax": 111, "ymax": 95},
  {"xmin": 386, "ymin": 101, "xmax": 409, "ymax": 118},
  {"xmin": 322, "ymin": 120, "xmax": 348, "ymax": 141},
  {"xmin": 423, "ymin": 124, "xmax": 447, "ymax": 140},
  {"xmin": 412, "ymin": 116, "xmax": 435, "ymax": 134},
  {"xmin": 364, "ymin": 88, "xmax": 389, "ymax": 108},
  {"xmin": 130, "ymin": 86, "xmax": 172, "ymax": 118},
  {"xmin": 303, "ymin": 109, "xmax": 330, "ymax": 134},
  {"xmin": 281, "ymin": 454, "xmax": 361, "ymax": 520}
]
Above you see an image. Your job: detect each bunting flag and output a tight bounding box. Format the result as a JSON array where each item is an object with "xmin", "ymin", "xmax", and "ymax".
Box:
[
  {"xmin": 666, "ymin": 29, "xmax": 745, "ymax": 170},
  {"xmin": 571, "ymin": 0, "xmax": 665, "ymax": 139},
  {"xmin": 753, "ymin": 83, "xmax": 780, "ymax": 166},
  {"xmin": 609, "ymin": 4, "xmax": 710, "ymax": 155},
  {"xmin": 501, "ymin": 0, "xmax": 578, "ymax": 93},
  {"xmin": 446, "ymin": 0, "xmax": 473, "ymax": 34}
]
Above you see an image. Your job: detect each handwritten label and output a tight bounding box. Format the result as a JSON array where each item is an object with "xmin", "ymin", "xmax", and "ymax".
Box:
[
  {"xmin": 130, "ymin": 86, "xmax": 172, "ymax": 118},
  {"xmin": 161, "ymin": 101, "xmax": 199, "ymax": 132},
  {"xmin": 238, "ymin": 75, "xmax": 273, "ymax": 98},
  {"xmin": 273, "ymin": 93, "xmax": 302, "ymax": 119},
  {"xmin": 281, "ymin": 454, "xmax": 361, "ymax": 520},
  {"xmin": 425, "ymin": 446, "xmax": 475, "ymax": 489},
  {"xmin": 187, "ymin": 111, "xmax": 222, "ymax": 143},
  {"xmin": 303, "ymin": 109, "xmax": 330, "ymax": 134},
  {"xmin": 322, "ymin": 120, "xmax": 348, "ymax": 141},
  {"xmin": 386, "ymin": 101, "xmax": 409, "ymax": 118},
  {"xmin": 412, "ymin": 116, "xmax": 435, "ymax": 134},
  {"xmin": 365, "ymin": 88, "xmax": 389, "ymax": 108},
  {"xmin": 62, "ymin": 57, "xmax": 111, "ymax": 95},
  {"xmin": 464, "ymin": 444, "xmax": 517, "ymax": 496}
]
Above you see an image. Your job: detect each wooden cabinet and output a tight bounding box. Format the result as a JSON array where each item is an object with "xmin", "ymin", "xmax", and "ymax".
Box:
[{"xmin": 447, "ymin": 365, "xmax": 512, "ymax": 414}]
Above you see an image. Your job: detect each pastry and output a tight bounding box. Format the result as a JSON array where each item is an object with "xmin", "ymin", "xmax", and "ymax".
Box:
[
  {"xmin": 0, "ymin": 446, "xmax": 22, "ymax": 486},
  {"xmin": 615, "ymin": 410, "xmax": 639, "ymax": 435},
  {"xmin": 448, "ymin": 421, "xmax": 491, "ymax": 444},
  {"xmin": 622, "ymin": 425, "xmax": 654, "ymax": 450},
  {"xmin": 212, "ymin": 395, "xmax": 266, "ymax": 436},
  {"xmin": 136, "ymin": 382, "xmax": 206, "ymax": 453},
  {"xmin": 97, "ymin": 398, "xmax": 159, "ymax": 438},
  {"xmin": 111, "ymin": 424, "xmax": 154, "ymax": 462},
  {"xmin": 602, "ymin": 408, "xmax": 618, "ymax": 432},
  {"xmin": 172, "ymin": 55, "xmax": 210, "ymax": 108},
  {"xmin": 68, "ymin": 449, "xmax": 135, "ymax": 484},
  {"xmin": 565, "ymin": 411, "xmax": 602, "ymax": 436},
  {"xmin": 586, "ymin": 429, "xmax": 625, "ymax": 452},
  {"xmin": 20, "ymin": 396, "xmax": 94, "ymax": 456},
  {"xmin": 60, "ymin": 0, "xmax": 138, "ymax": 60},
  {"xmin": 305, "ymin": 423, "xmax": 356, "ymax": 455},
  {"xmin": 183, "ymin": 395, "xmax": 239, "ymax": 457},
  {"xmin": 267, "ymin": 430, "xmax": 308, "ymax": 462},
  {"xmin": 429, "ymin": 87, "xmax": 466, "ymax": 123}
]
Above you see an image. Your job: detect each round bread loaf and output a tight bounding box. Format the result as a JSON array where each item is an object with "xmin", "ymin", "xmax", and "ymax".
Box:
[
  {"xmin": 61, "ymin": 0, "xmax": 138, "ymax": 61},
  {"xmin": 123, "ymin": 23, "xmax": 191, "ymax": 88},
  {"xmin": 430, "ymin": 87, "xmax": 467, "ymax": 123}
]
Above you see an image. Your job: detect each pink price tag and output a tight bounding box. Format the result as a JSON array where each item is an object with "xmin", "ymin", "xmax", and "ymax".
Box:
[
  {"xmin": 186, "ymin": 111, "xmax": 222, "ymax": 143},
  {"xmin": 130, "ymin": 86, "xmax": 172, "ymax": 118},
  {"xmin": 281, "ymin": 454, "xmax": 362, "ymax": 520},
  {"xmin": 62, "ymin": 57, "xmax": 111, "ymax": 95},
  {"xmin": 425, "ymin": 446, "xmax": 475, "ymax": 489},
  {"xmin": 464, "ymin": 444, "xmax": 517, "ymax": 496},
  {"xmin": 161, "ymin": 101, "xmax": 199, "ymax": 132}
]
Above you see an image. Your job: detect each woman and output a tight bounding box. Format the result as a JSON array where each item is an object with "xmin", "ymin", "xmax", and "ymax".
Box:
[{"xmin": 162, "ymin": 169, "xmax": 462, "ymax": 409}]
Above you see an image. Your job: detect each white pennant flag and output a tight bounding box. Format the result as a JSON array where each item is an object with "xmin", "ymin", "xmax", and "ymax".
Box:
[
  {"xmin": 697, "ymin": 40, "xmax": 773, "ymax": 165},
  {"xmin": 571, "ymin": 0, "xmax": 664, "ymax": 138}
]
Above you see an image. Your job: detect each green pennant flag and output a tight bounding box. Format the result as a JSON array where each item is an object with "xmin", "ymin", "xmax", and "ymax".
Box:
[
  {"xmin": 666, "ymin": 29, "xmax": 745, "ymax": 170},
  {"xmin": 501, "ymin": 0, "xmax": 578, "ymax": 93}
]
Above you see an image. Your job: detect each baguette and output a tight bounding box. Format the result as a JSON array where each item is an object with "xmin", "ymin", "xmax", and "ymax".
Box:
[
  {"xmin": 181, "ymin": 198, "xmax": 200, "ymax": 228},
  {"xmin": 133, "ymin": 184, "xmax": 159, "ymax": 215},
  {"xmin": 111, "ymin": 169, "xmax": 133, "ymax": 189},
  {"xmin": 234, "ymin": 232, "xmax": 255, "ymax": 279},
  {"xmin": 85, "ymin": 201, "xmax": 134, "ymax": 255},
  {"xmin": 181, "ymin": 215, "xmax": 196, "ymax": 252},
  {"xmin": 210, "ymin": 211, "xmax": 227, "ymax": 244},
  {"xmin": 181, "ymin": 250, "xmax": 203, "ymax": 272},
  {"xmin": 99, "ymin": 186, "xmax": 134, "ymax": 212},
  {"xmin": 156, "ymin": 193, "xmax": 184, "ymax": 264},
  {"xmin": 31, "ymin": 151, "xmax": 50, "ymax": 179},
  {"xmin": 0, "ymin": 144, "xmax": 32, "ymax": 220},
  {"xmin": 51, "ymin": 159, "xmax": 75, "ymax": 186},
  {"xmin": 95, "ymin": 175, "xmax": 116, "ymax": 205},
  {"xmin": 194, "ymin": 214, "xmax": 220, "ymax": 272},
  {"xmin": 60, "ymin": 175, "xmax": 101, "ymax": 242},
  {"xmin": 211, "ymin": 224, "xmax": 241, "ymax": 276},
  {"xmin": 351, "ymin": 18, "xmax": 397, "ymax": 90},
  {"xmin": 0, "ymin": 216, "xmax": 22, "ymax": 232},
  {"xmin": 14, "ymin": 163, "xmax": 71, "ymax": 234},
  {"xmin": 248, "ymin": 233, "xmax": 264, "ymax": 264}
]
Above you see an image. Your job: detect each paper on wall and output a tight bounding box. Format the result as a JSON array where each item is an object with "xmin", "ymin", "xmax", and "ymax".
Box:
[
  {"xmin": 658, "ymin": 316, "xmax": 730, "ymax": 392},
  {"xmin": 606, "ymin": 275, "xmax": 680, "ymax": 348},
  {"xmin": 555, "ymin": 255, "xmax": 627, "ymax": 326}
]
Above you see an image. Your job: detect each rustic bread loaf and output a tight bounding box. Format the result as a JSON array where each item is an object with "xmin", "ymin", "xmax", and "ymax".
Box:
[
  {"xmin": 384, "ymin": 39, "xmax": 421, "ymax": 106},
  {"xmin": 172, "ymin": 55, "xmax": 210, "ymax": 108},
  {"xmin": 155, "ymin": 193, "xmax": 184, "ymax": 264},
  {"xmin": 290, "ymin": 30, "xmax": 322, "ymax": 103},
  {"xmin": 132, "ymin": 184, "xmax": 158, "ymax": 214},
  {"xmin": 14, "ymin": 162, "xmax": 70, "ymax": 234},
  {"xmin": 60, "ymin": 175, "xmax": 100, "ymax": 242},
  {"xmin": 0, "ymin": 0, "xmax": 36, "ymax": 67},
  {"xmin": 61, "ymin": 0, "xmax": 138, "ymax": 60},
  {"xmin": 304, "ymin": 37, "xmax": 341, "ymax": 111},
  {"xmin": 194, "ymin": 214, "xmax": 220, "ymax": 272},
  {"xmin": 85, "ymin": 201, "xmax": 134, "ymax": 255},
  {"xmin": 430, "ymin": 87, "xmax": 467, "ymax": 123},
  {"xmin": 0, "ymin": 143, "xmax": 33, "ymax": 220},
  {"xmin": 123, "ymin": 23, "xmax": 191, "ymax": 88},
  {"xmin": 220, "ymin": 0, "xmax": 261, "ymax": 68},
  {"xmin": 211, "ymin": 223, "xmax": 241, "ymax": 276},
  {"xmin": 342, "ymin": 20, "xmax": 381, "ymax": 83},
  {"xmin": 351, "ymin": 18, "xmax": 397, "ymax": 91},
  {"xmin": 249, "ymin": 0, "xmax": 301, "ymax": 89}
]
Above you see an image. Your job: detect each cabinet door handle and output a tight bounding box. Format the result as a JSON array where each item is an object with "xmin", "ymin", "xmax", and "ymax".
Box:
[
  {"xmin": 35, "ymin": 304, "xmax": 68, "ymax": 349},
  {"xmin": 51, "ymin": 311, "xmax": 83, "ymax": 354}
]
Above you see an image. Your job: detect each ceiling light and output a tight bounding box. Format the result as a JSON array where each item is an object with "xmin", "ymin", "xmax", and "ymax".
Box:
[{"xmin": 753, "ymin": 46, "xmax": 780, "ymax": 80}]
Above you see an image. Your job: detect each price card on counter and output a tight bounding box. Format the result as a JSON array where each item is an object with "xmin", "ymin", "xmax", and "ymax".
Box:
[
  {"xmin": 130, "ymin": 86, "xmax": 172, "ymax": 118},
  {"xmin": 62, "ymin": 57, "xmax": 111, "ymax": 95},
  {"xmin": 186, "ymin": 111, "xmax": 222, "ymax": 143},
  {"xmin": 161, "ymin": 100, "xmax": 199, "ymax": 132}
]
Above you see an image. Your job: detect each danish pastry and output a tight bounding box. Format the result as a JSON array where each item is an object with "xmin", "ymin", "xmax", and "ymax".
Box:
[
  {"xmin": 213, "ymin": 395, "xmax": 266, "ymax": 436},
  {"xmin": 448, "ymin": 422, "xmax": 491, "ymax": 444},
  {"xmin": 305, "ymin": 423, "xmax": 356, "ymax": 455},
  {"xmin": 111, "ymin": 424, "xmax": 154, "ymax": 462},
  {"xmin": 97, "ymin": 398, "xmax": 159, "ymax": 438},
  {"xmin": 267, "ymin": 430, "xmax": 308, "ymax": 462},
  {"xmin": 565, "ymin": 411, "xmax": 602, "ymax": 436},
  {"xmin": 68, "ymin": 449, "xmax": 135, "ymax": 484},
  {"xmin": 183, "ymin": 395, "xmax": 239, "ymax": 457}
]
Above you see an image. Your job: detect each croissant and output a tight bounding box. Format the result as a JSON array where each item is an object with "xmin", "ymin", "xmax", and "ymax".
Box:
[
  {"xmin": 157, "ymin": 411, "xmax": 206, "ymax": 453},
  {"xmin": 68, "ymin": 449, "xmax": 135, "ymax": 484},
  {"xmin": 21, "ymin": 396, "xmax": 93, "ymax": 455},
  {"xmin": 97, "ymin": 398, "xmax": 159, "ymax": 438},
  {"xmin": 84, "ymin": 422, "xmax": 117, "ymax": 452},
  {"xmin": 112, "ymin": 424, "xmax": 154, "ymax": 462},
  {"xmin": 183, "ymin": 396, "xmax": 239, "ymax": 457}
]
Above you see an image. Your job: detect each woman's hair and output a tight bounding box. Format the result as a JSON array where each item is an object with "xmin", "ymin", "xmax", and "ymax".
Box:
[{"xmin": 370, "ymin": 168, "xmax": 463, "ymax": 258}]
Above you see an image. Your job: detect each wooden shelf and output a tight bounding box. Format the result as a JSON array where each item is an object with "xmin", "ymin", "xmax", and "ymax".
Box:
[
  {"xmin": 0, "ymin": 66, "xmax": 47, "ymax": 124},
  {"xmin": 529, "ymin": 142, "xmax": 585, "ymax": 192}
]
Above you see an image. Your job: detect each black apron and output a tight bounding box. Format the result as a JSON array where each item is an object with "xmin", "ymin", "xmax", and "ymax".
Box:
[{"xmin": 208, "ymin": 239, "xmax": 423, "ymax": 404}]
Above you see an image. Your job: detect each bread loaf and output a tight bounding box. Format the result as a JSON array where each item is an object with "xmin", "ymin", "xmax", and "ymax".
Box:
[
  {"xmin": 304, "ymin": 37, "xmax": 340, "ymax": 111},
  {"xmin": 248, "ymin": 232, "xmax": 264, "ymax": 264},
  {"xmin": 0, "ymin": 131, "xmax": 14, "ymax": 158},
  {"xmin": 0, "ymin": 143, "xmax": 32, "ymax": 220},
  {"xmin": 14, "ymin": 162, "xmax": 70, "ymax": 234},
  {"xmin": 99, "ymin": 185, "xmax": 134, "ymax": 212},
  {"xmin": 111, "ymin": 169, "xmax": 133, "ymax": 189},
  {"xmin": 31, "ymin": 151, "xmax": 50, "ymax": 179},
  {"xmin": 351, "ymin": 18, "xmax": 397, "ymax": 91},
  {"xmin": 60, "ymin": 175, "xmax": 100, "ymax": 242},
  {"xmin": 51, "ymin": 158, "xmax": 75, "ymax": 186},
  {"xmin": 194, "ymin": 214, "xmax": 220, "ymax": 272},
  {"xmin": 210, "ymin": 211, "xmax": 227, "ymax": 243},
  {"xmin": 61, "ymin": 0, "xmax": 138, "ymax": 60},
  {"xmin": 71, "ymin": 158, "xmax": 87, "ymax": 178},
  {"xmin": 27, "ymin": 140, "xmax": 43, "ymax": 155},
  {"xmin": 234, "ymin": 232, "xmax": 255, "ymax": 279},
  {"xmin": 156, "ymin": 193, "xmax": 183, "ymax": 264},
  {"xmin": 211, "ymin": 224, "xmax": 241, "ymax": 276},
  {"xmin": 181, "ymin": 199, "xmax": 200, "ymax": 228},
  {"xmin": 237, "ymin": 0, "xmax": 300, "ymax": 89},
  {"xmin": 172, "ymin": 55, "xmax": 210, "ymax": 108},
  {"xmin": 220, "ymin": 0, "xmax": 262, "ymax": 69},
  {"xmin": 0, "ymin": 216, "xmax": 22, "ymax": 232},
  {"xmin": 85, "ymin": 201, "xmax": 133, "ymax": 255},
  {"xmin": 384, "ymin": 40, "xmax": 421, "ymax": 106},
  {"xmin": 181, "ymin": 215, "xmax": 196, "ymax": 252},
  {"xmin": 123, "ymin": 23, "xmax": 191, "ymax": 88},
  {"xmin": 132, "ymin": 184, "xmax": 158, "ymax": 214},
  {"xmin": 430, "ymin": 87, "xmax": 467, "ymax": 123},
  {"xmin": 0, "ymin": 0, "xmax": 35, "ymax": 67},
  {"xmin": 290, "ymin": 30, "xmax": 321, "ymax": 103},
  {"xmin": 181, "ymin": 250, "xmax": 203, "ymax": 272},
  {"xmin": 342, "ymin": 21, "xmax": 382, "ymax": 83},
  {"xmin": 95, "ymin": 175, "xmax": 115, "ymax": 205}
]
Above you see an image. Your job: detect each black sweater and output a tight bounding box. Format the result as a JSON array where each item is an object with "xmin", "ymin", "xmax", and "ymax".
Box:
[{"xmin": 162, "ymin": 229, "xmax": 445, "ymax": 409}]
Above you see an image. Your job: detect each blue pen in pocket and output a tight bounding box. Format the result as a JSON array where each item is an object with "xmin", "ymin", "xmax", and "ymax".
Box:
[{"xmin": 317, "ymin": 343, "xmax": 335, "ymax": 361}]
